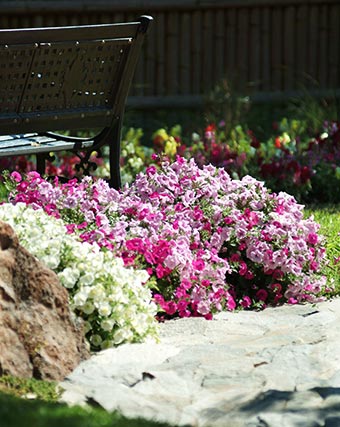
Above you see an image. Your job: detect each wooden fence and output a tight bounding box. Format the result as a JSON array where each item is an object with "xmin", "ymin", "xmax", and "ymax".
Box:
[{"xmin": 0, "ymin": 0, "xmax": 339, "ymax": 109}]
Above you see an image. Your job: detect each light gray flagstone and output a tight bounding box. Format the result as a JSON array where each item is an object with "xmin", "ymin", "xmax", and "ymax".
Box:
[{"xmin": 60, "ymin": 298, "xmax": 340, "ymax": 427}]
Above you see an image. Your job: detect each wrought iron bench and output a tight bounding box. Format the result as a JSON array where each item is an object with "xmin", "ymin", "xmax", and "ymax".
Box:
[{"xmin": 0, "ymin": 15, "xmax": 152, "ymax": 189}]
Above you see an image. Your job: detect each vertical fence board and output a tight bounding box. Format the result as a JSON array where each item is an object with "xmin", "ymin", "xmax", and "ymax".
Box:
[
  {"xmin": 57, "ymin": 14, "xmax": 69, "ymax": 26},
  {"xmin": 180, "ymin": 12, "xmax": 191, "ymax": 94},
  {"xmin": 113, "ymin": 13, "xmax": 124, "ymax": 24},
  {"xmin": 271, "ymin": 6, "xmax": 283, "ymax": 91},
  {"xmin": 17, "ymin": 14, "xmax": 30, "ymax": 28},
  {"xmin": 295, "ymin": 5, "xmax": 308, "ymax": 89},
  {"xmin": 46, "ymin": 13, "xmax": 58, "ymax": 26},
  {"xmin": 225, "ymin": 8, "xmax": 236, "ymax": 86},
  {"xmin": 201, "ymin": 10, "xmax": 214, "ymax": 93},
  {"xmin": 307, "ymin": 5, "xmax": 319, "ymax": 88},
  {"xmin": 329, "ymin": 5, "xmax": 339, "ymax": 88},
  {"xmin": 283, "ymin": 6, "xmax": 295, "ymax": 90},
  {"xmin": 144, "ymin": 14, "xmax": 155, "ymax": 96},
  {"xmin": 236, "ymin": 8, "xmax": 248, "ymax": 91},
  {"xmin": 0, "ymin": 16, "xmax": 9, "ymax": 28},
  {"xmin": 155, "ymin": 12, "xmax": 165, "ymax": 96},
  {"xmin": 261, "ymin": 7, "xmax": 270, "ymax": 91},
  {"xmin": 214, "ymin": 9, "xmax": 225, "ymax": 85},
  {"xmin": 166, "ymin": 12, "xmax": 179, "ymax": 95},
  {"xmin": 98, "ymin": 13, "xmax": 111, "ymax": 24},
  {"xmin": 69, "ymin": 14, "xmax": 79, "ymax": 26},
  {"xmin": 249, "ymin": 7, "xmax": 261, "ymax": 92},
  {"xmin": 191, "ymin": 10, "xmax": 202, "ymax": 94},
  {"xmin": 79, "ymin": 14, "xmax": 90, "ymax": 25},
  {"xmin": 318, "ymin": 4, "xmax": 328, "ymax": 88}
]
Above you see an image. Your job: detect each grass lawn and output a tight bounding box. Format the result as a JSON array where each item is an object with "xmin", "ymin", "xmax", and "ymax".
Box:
[
  {"xmin": 304, "ymin": 204, "xmax": 340, "ymax": 295},
  {"xmin": 0, "ymin": 376, "xmax": 173, "ymax": 427}
]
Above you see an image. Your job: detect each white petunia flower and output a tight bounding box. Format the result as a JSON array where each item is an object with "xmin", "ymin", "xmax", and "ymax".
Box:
[
  {"xmin": 58, "ymin": 267, "xmax": 80, "ymax": 289},
  {"xmin": 97, "ymin": 301, "xmax": 112, "ymax": 317},
  {"xmin": 73, "ymin": 289, "xmax": 90, "ymax": 306},
  {"xmin": 90, "ymin": 334, "xmax": 103, "ymax": 347}
]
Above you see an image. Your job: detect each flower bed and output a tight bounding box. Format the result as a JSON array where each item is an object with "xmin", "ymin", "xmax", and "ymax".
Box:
[{"xmin": 6, "ymin": 158, "xmax": 330, "ymax": 323}]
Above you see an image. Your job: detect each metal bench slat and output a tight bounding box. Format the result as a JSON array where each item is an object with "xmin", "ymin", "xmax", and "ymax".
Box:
[
  {"xmin": 0, "ymin": 139, "xmax": 93, "ymax": 156},
  {"xmin": 0, "ymin": 135, "xmax": 94, "ymax": 155},
  {"xmin": 0, "ymin": 135, "xmax": 56, "ymax": 149}
]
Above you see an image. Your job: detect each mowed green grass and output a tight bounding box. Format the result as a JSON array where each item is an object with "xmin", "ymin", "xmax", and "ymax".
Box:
[
  {"xmin": 305, "ymin": 204, "xmax": 340, "ymax": 295},
  {"xmin": 0, "ymin": 376, "xmax": 173, "ymax": 427}
]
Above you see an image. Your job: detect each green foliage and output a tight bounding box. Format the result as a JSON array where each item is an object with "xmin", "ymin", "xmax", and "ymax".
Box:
[
  {"xmin": 205, "ymin": 77, "xmax": 252, "ymax": 135},
  {"xmin": 120, "ymin": 127, "xmax": 154, "ymax": 184},
  {"xmin": 308, "ymin": 163, "xmax": 340, "ymax": 204},
  {"xmin": 0, "ymin": 170, "xmax": 11, "ymax": 201},
  {"xmin": 288, "ymin": 91, "xmax": 340, "ymax": 135},
  {"xmin": 0, "ymin": 181, "xmax": 9, "ymax": 202}
]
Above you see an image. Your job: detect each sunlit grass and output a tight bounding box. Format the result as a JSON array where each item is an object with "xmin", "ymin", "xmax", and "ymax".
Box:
[
  {"xmin": 0, "ymin": 376, "xmax": 173, "ymax": 427},
  {"xmin": 305, "ymin": 204, "xmax": 340, "ymax": 295},
  {"xmin": 0, "ymin": 375, "xmax": 60, "ymax": 401}
]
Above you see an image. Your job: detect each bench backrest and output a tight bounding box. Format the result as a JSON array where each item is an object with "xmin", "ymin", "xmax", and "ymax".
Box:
[{"xmin": 0, "ymin": 16, "xmax": 152, "ymax": 135}]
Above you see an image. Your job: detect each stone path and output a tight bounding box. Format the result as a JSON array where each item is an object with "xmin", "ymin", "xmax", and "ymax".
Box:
[{"xmin": 60, "ymin": 298, "xmax": 340, "ymax": 427}]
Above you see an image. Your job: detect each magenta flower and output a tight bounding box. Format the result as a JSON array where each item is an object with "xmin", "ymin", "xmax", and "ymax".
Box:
[
  {"xmin": 240, "ymin": 296, "xmax": 252, "ymax": 308},
  {"xmin": 239, "ymin": 262, "xmax": 248, "ymax": 276},
  {"xmin": 192, "ymin": 259, "xmax": 205, "ymax": 271},
  {"xmin": 10, "ymin": 171, "xmax": 22, "ymax": 183},
  {"xmin": 256, "ymin": 289, "xmax": 268, "ymax": 302},
  {"xmin": 126, "ymin": 238, "xmax": 145, "ymax": 252},
  {"xmin": 308, "ymin": 233, "xmax": 319, "ymax": 245}
]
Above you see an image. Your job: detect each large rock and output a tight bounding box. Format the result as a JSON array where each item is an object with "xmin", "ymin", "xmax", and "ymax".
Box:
[
  {"xmin": 0, "ymin": 220, "xmax": 89, "ymax": 380},
  {"xmin": 60, "ymin": 298, "xmax": 340, "ymax": 427}
]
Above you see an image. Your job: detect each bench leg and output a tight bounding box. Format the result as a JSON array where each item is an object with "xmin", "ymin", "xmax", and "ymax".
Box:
[
  {"xmin": 109, "ymin": 119, "xmax": 122, "ymax": 190},
  {"xmin": 36, "ymin": 154, "xmax": 45, "ymax": 177}
]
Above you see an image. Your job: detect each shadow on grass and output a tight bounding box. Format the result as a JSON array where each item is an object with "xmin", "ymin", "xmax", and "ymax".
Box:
[{"xmin": 0, "ymin": 391, "xmax": 174, "ymax": 427}]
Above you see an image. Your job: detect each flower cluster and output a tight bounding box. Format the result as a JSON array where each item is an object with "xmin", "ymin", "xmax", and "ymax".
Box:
[
  {"xmin": 189, "ymin": 122, "xmax": 258, "ymax": 180},
  {"xmin": 7, "ymin": 157, "xmax": 329, "ymax": 319},
  {"xmin": 0, "ymin": 201, "xmax": 158, "ymax": 349},
  {"xmin": 120, "ymin": 128, "xmax": 154, "ymax": 185},
  {"xmin": 152, "ymin": 125, "xmax": 186, "ymax": 161}
]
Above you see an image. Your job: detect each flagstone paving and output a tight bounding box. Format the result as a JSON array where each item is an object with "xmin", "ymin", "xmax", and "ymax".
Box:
[{"xmin": 60, "ymin": 298, "xmax": 340, "ymax": 427}]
